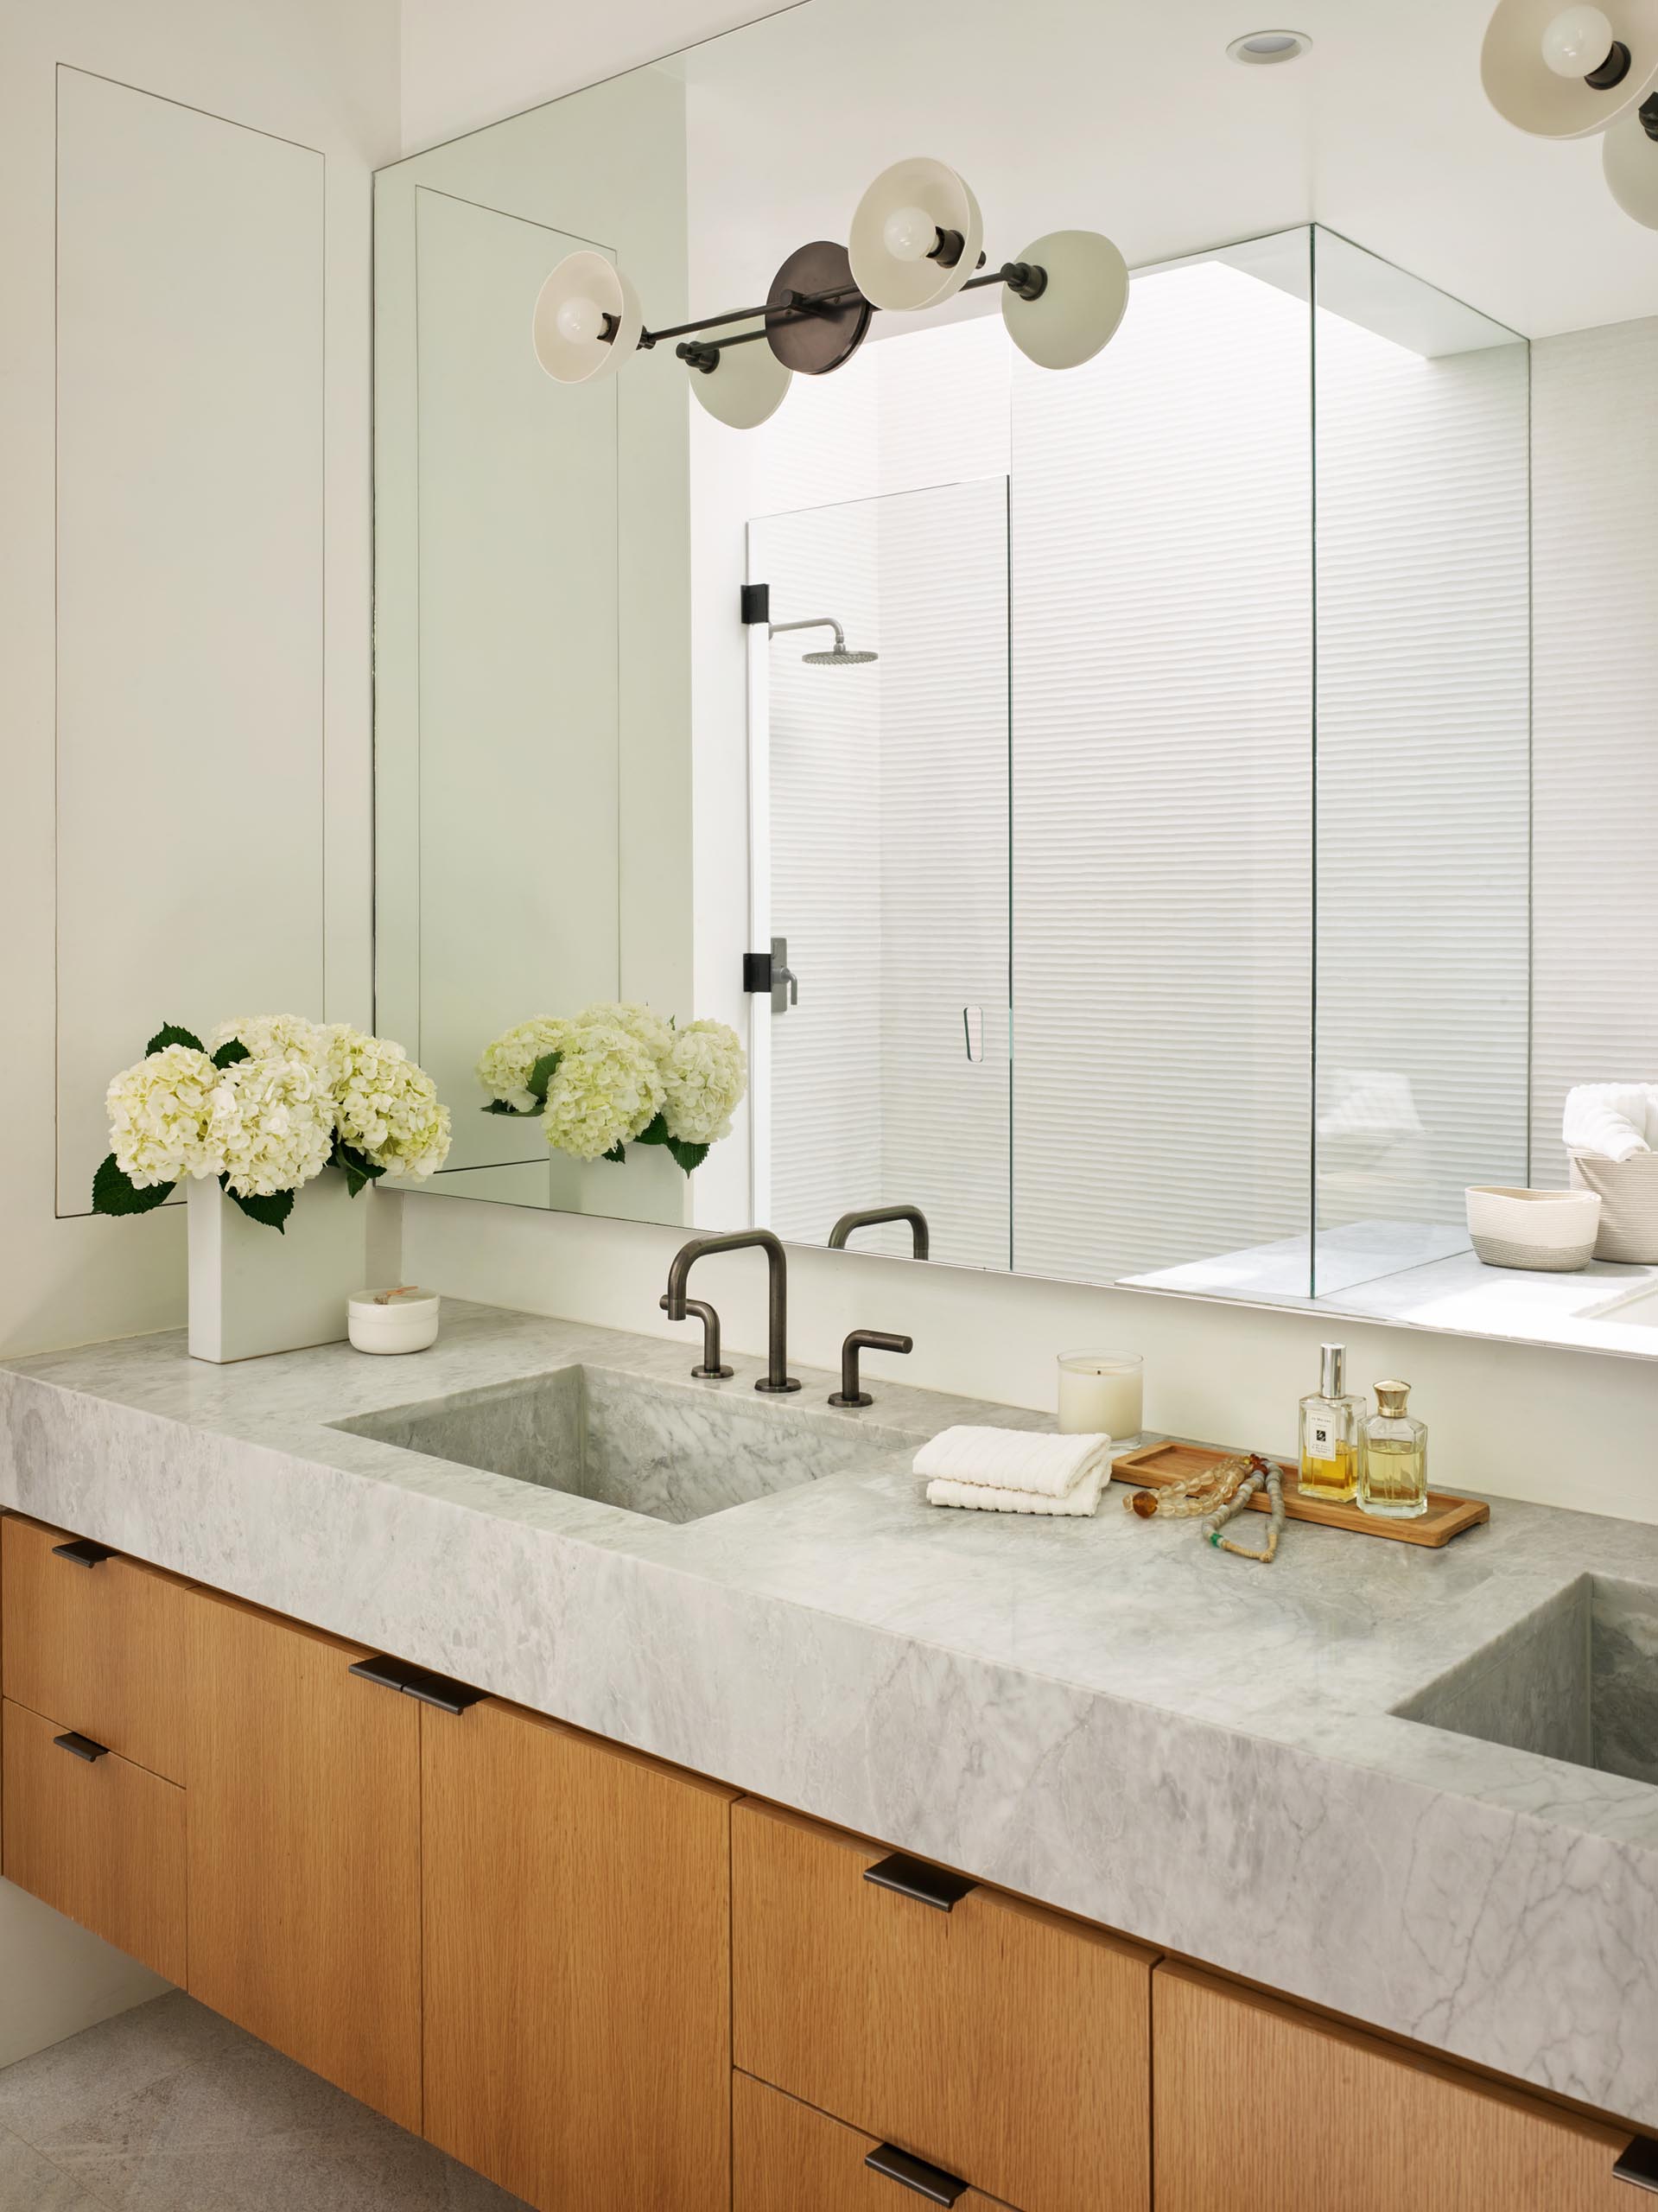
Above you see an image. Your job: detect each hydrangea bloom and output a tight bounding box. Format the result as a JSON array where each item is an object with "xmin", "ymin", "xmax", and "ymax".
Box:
[
  {"xmin": 661, "ymin": 1020, "xmax": 747, "ymax": 1147},
  {"xmin": 208, "ymin": 1014, "xmax": 331, "ymax": 1068},
  {"xmin": 573, "ymin": 1000, "xmax": 676, "ymax": 1063},
  {"xmin": 475, "ymin": 1017, "xmax": 575, "ymax": 1114},
  {"xmin": 543, "ymin": 1025, "xmax": 664, "ymax": 1161},
  {"xmin": 331, "ymin": 1027, "xmax": 452, "ymax": 1179},
  {"xmin": 208, "ymin": 1054, "xmax": 334, "ymax": 1198},
  {"xmin": 105, "ymin": 1044, "xmax": 223, "ymax": 1187}
]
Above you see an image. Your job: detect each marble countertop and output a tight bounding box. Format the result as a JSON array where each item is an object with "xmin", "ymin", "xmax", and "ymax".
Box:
[{"xmin": 5, "ymin": 1300, "xmax": 1658, "ymax": 2129}]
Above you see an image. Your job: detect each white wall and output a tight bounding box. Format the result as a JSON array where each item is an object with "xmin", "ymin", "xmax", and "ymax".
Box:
[
  {"xmin": 0, "ymin": 0, "xmax": 398, "ymax": 2059},
  {"xmin": 1530, "ymin": 315, "xmax": 1658, "ymax": 1186}
]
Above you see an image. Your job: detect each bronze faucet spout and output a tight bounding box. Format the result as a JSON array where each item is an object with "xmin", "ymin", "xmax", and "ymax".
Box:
[
  {"xmin": 828, "ymin": 1205, "xmax": 931, "ymax": 1261},
  {"xmin": 664, "ymin": 1230, "xmax": 800, "ymax": 1394}
]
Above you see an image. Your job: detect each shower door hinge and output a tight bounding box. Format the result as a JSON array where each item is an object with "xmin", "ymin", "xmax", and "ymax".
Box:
[{"xmin": 740, "ymin": 582, "xmax": 770, "ymax": 625}]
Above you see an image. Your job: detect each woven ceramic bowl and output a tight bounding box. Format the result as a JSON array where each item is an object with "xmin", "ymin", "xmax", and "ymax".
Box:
[{"xmin": 1465, "ymin": 1186, "xmax": 1601, "ymax": 1272}]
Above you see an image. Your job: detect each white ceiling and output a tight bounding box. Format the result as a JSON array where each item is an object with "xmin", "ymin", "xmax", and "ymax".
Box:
[{"xmin": 403, "ymin": 0, "xmax": 1658, "ymax": 338}]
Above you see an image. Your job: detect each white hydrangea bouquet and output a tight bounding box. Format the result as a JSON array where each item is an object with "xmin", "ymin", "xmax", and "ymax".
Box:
[
  {"xmin": 476, "ymin": 1001, "xmax": 746, "ymax": 1175},
  {"xmin": 93, "ymin": 1014, "xmax": 452, "ymax": 1232}
]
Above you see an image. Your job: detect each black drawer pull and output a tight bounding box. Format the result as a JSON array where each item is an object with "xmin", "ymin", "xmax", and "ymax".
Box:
[
  {"xmin": 52, "ymin": 1538, "xmax": 114, "ymax": 1569},
  {"xmin": 1616, "ymin": 2136, "xmax": 1658, "ymax": 2191},
  {"xmin": 53, "ymin": 1732, "xmax": 110, "ymax": 1764},
  {"xmin": 348, "ymin": 1654, "xmax": 484, "ymax": 1716},
  {"xmin": 864, "ymin": 2143, "xmax": 969, "ymax": 2206},
  {"xmin": 863, "ymin": 1852, "xmax": 976, "ymax": 1912}
]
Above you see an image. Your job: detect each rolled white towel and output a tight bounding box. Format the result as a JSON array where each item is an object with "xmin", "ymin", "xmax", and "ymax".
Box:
[
  {"xmin": 913, "ymin": 1425, "xmax": 1109, "ymax": 1499},
  {"xmin": 926, "ymin": 1465, "xmax": 1106, "ymax": 1517},
  {"xmin": 1563, "ymin": 1083, "xmax": 1655, "ymax": 1165}
]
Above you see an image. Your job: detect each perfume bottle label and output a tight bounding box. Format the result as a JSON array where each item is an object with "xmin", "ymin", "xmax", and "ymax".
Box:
[{"xmin": 1310, "ymin": 1419, "xmax": 1334, "ymax": 1452}]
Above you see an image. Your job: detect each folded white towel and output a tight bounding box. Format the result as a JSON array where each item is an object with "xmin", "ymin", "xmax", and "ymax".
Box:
[
  {"xmin": 1563, "ymin": 1083, "xmax": 1655, "ymax": 1165},
  {"xmin": 913, "ymin": 1425, "xmax": 1110, "ymax": 1498},
  {"xmin": 925, "ymin": 1465, "xmax": 1106, "ymax": 1517}
]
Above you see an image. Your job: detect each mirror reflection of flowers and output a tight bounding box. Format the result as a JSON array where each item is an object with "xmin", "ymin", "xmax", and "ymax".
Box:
[
  {"xmin": 92, "ymin": 1015, "xmax": 452, "ymax": 1231},
  {"xmin": 475, "ymin": 1001, "xmax": 747, "ymax": 1173}
]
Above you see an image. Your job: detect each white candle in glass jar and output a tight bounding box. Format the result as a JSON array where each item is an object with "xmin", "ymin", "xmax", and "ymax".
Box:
[{"xmin": 1056, "ymin": 1351, "xmax": 1143, "ymax": 1441}]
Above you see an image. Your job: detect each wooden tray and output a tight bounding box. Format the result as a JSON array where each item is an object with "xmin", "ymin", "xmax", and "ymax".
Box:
[{"xmin": 1111, "ymin": 1440, "xmax": 1489, "ymax": 1548}]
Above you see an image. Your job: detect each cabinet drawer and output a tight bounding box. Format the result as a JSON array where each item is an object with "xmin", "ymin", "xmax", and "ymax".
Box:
[
  {"xmin": 1153, "ymin": 1964, "xmax": 1649, "ymax": 2212},
  {"xmin": 734, "ymin": 2072, "xmax": 1016, "ymax": 2211},
  {"xmin": 732, "ymin": 1801, "xmax": 1153, "ymax": 2212},
  {"xmin": 1, "ymin": 1515, "xmax": 191, "ymax": 1780},
  {"xmin": 2, "ymin": 1697, "xmax": 186, "ymax": 1982}
]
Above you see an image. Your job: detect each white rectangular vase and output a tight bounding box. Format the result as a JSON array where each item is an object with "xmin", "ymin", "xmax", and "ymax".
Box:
[{"xmin": 187, "ymin": 1173, "xmax": 378, "ymax": 1363}]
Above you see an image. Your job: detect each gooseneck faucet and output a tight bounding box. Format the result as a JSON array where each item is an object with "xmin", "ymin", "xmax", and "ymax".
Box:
[
  {"xmin": 828, "ymin": 1205, "xmax": 931, "ymax": 1261},
  {"xmin": 664, "ymin": 1230, "xmax": 800, "ymax": 1394}
]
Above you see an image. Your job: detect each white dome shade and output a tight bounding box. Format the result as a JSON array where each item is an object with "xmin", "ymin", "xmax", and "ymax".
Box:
[
  {"xmin": 1482, "ymin": 0, "xmax": 1658, "ymax": 137},
  {"xmin": 848, "ymin": 158, "xmax": 984, "ymax": 310},
  {"xmin": 1001, "ymin": 231, "xmax": 1130, "ymax": 372},
  {"xmin": 531, "ymin": 251, "xmax": 642, "ymax": 383}
]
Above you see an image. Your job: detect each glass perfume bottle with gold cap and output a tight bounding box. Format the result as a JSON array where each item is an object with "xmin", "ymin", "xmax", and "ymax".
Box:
[
  {"xmin": 1358, "ymin": 1380, "xmax": 1428, "ymax": 1519},
  {"xmin": 1298, "ymin": 1344, "xmax": 1362, "ymax": 1503}
]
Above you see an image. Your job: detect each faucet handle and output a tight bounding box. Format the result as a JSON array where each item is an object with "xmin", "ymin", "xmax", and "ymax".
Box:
[
  {"xmin": 659, "ymin": 1293, "xmax": 734, "ymax": 1380},
  {"xmin": 829, "ymin": 1329, "xmax": 913, "ymax": 1408}
]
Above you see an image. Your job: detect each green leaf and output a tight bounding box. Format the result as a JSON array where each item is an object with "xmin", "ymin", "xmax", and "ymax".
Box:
[
  {"xmin": 481, "ymin": 1096, "xmax": 543, "ymax": 1117},
  {"xmin": 331, "ymin": 1141, "xmax": 386, "ymax": 1198},
  {"xmin": 632, "ymin": 1112, "xmax": 671, "ymax": 1147},
  {"xmin": 668, "ymin": 1138, "xmax": 710, "ymax": 1176},
  {"xmin": 224, "ymin": 1185, "xmax": 294, "ymax": 1234},
  {"xmin": 210, "ymin": 1038, "xmax": 251, "ymax": 1071},
  {"xmin": 144, "ymin": 1023, "xmax": 205, "ymax": 1056},
  {"xmin": 601, "ymin": 1143, "xmax": 627, "ymax": 1165},
  {"xmin": 92, "ymin": 1153, "xmax": 175, "ymax": 1216},
  {"xmin": 526, "ymin": 1050, "xmax": 562, "ymax": 1105}
]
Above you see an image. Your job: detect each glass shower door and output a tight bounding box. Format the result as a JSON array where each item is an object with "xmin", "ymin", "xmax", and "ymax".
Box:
[{"xmin": 751, "ymin": 478, "xmax": 1011, "ymax": 1268}]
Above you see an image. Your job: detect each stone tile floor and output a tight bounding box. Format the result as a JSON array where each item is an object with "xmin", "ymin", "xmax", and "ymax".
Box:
[{"xmin": 0, "ymin": 1993, "xmax": 531, "ymax": 2211}]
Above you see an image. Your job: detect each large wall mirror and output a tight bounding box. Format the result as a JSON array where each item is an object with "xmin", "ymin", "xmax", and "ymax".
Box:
[{"xmin": 374, "ymin": 0, "xmax": 1658, "ymax": 1358}]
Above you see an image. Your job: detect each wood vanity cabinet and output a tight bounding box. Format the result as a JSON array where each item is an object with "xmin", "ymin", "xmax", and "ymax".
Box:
[
  {"xmin": 422, "ymin": 1694, "xmax": 737, "ymax": 2212},
  {"xmin": 183, "ymin": 1592, "xmax": 423, "ymax": 2133},
  {"xmin": 1153, "ymin": 1964, "xmax": 1647, "ymax": 2212},
  {"xmin": 732, "ymin": 1799, "xmax": 1154, "ymax": 2212}
]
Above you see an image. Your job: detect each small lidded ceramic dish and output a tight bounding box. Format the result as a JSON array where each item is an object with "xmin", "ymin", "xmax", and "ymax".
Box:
[
  {"xmin": 1464, "ymin": 1186, "xmax": 1600, "ymax": 1273},
  {"xmin": 347, "ymin": 1286, "xmax": 441, "ymax": 1354}
]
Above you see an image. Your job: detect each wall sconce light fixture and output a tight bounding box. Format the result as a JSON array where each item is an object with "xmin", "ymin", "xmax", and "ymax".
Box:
[
  {"xmin": 1482, "ymin": 0, "xmax": 1658, "ymax": 228},
  {"xmin": 530, "ymin": 156, "xmax": 1131, "ymax": 427}
]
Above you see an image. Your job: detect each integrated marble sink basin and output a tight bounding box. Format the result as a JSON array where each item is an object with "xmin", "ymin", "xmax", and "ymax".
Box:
[
  {"xmin": 333, "ymin": 1365, "xmax": 928, "ymax": 1526},
  {"xmin": 1397, "ymin": 1573, "xmax": 1658, "ymax": 1786}
]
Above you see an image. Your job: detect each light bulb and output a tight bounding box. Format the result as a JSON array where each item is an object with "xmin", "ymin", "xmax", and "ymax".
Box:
[
  {"xmin": 1541, "ymin": 4, "xmax": 1616, "ymax": 78},
  {"xmin": 881, "ymin": 205, "xmax": 937, "ymax": 264},
  {"xmin": 555, "ymin": 293, "xmax": 605, "ymax": 345}
]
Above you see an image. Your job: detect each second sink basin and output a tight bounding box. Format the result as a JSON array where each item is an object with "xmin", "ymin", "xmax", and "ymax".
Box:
[
  {"xmin": 1396, "ymin": 1573, "xmax": 1658, "ymax": 1786},
  {"xmin": 334, "ymin": 1364, "xmax": 926, "ymax": 1526}
]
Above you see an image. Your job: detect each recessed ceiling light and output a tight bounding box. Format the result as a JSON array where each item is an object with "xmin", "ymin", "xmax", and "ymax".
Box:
[{"xmin": 1227, "ymin": 29, "xmax": 1313, "ymax": 64}]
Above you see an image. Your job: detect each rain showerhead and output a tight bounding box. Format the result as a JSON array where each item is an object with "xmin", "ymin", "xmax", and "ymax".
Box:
[{"xmin": 767, "ymin": 615, "xmax": 877, "ymax": 667}]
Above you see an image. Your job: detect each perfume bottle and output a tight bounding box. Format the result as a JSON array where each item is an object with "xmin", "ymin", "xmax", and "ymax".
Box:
[
  {"xmin": 1358, "ymin": 1380, "xmax": 1428, "ymax": 1519},
  {"xmin": 1299, "ymin": 1344, "xmax": 1361, "ymax": 1503}
]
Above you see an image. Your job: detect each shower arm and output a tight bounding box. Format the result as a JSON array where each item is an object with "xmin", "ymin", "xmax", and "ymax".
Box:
[{"xmin": 768, "ymin": 618, "xmax": 846, "ymax": 652}]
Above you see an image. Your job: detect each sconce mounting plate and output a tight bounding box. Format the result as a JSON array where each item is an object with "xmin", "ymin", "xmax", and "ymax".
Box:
[{"xmin": 766, "ymin": 240, "xmax": 873, "ymax": 374}]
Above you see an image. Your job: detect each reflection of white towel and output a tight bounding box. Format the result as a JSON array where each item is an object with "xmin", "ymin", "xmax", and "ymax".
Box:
[
  {"xmin": 1564, "ymin": 1084, "xmax": 1656, "ymax": 1164},
  {"xmin": 925, "ymin": 1466, "xmax": 1106, "ymax": 1517},
  {"xmin": 913, "ymin": 1426, "xmax": 1109, "ymax": 1498}
]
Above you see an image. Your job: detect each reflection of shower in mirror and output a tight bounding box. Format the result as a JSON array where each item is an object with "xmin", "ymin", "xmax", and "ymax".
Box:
[{"xmin": 768, "ymin": 615, "xmax": 878, "ymax": 666}]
